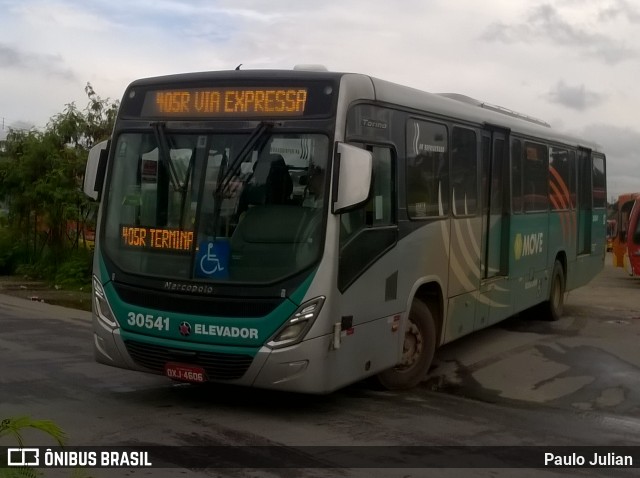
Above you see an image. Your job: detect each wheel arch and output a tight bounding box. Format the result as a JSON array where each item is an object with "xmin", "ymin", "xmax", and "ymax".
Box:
[
  {"xmin": 551, "ymin": 249, "xmax": 567, "ymax": 290},
  {"xmin": 411, "ymin": 280, "xmax": 445, "ymax": 347}
]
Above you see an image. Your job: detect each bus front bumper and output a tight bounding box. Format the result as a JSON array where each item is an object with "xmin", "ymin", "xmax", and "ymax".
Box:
[{"xmin": 93, "ymin": 317, "xmax": 337, "ymax": 394}]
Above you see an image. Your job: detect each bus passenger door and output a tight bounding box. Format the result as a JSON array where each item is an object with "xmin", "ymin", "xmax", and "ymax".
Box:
[
  {"xmin": 478, "ymin": 127, "xmax": 511, "ymax": 327},
  {"xmin": 481, "ymin": 129, "xmax": 509, "ymax": 279}
]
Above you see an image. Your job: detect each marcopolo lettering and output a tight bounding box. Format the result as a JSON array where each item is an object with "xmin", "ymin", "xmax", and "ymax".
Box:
[{"xmin": 164, "ymin": 281, "xmax": 214, "ymax": 295}]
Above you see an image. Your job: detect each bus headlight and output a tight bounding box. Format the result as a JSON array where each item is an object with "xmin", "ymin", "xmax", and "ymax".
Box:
[
  {"xmin": 267, "ymin": 297, "xmax": 325, "ymax": 349},
  {"xmin": 93, "ymin": 275, "xmax": 119, "ymax": 329}
]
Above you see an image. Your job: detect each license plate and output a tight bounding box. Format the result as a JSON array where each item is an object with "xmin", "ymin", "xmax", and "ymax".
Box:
[{"xmin": 164, "ymin": 362, "xmax": 207, "ymax": 383}]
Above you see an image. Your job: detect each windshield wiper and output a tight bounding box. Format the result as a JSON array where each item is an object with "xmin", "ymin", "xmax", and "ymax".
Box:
[
  {"xmin": 215, "ymin": 122, "xmax": 272, "ymax": 197},
  {"xmin": 151, "ymin": 122, "xmax": 183, "ymax": 192},
  {"xmin": 210, "ymin": 122, "xmax": 272, "ymax": 240}
]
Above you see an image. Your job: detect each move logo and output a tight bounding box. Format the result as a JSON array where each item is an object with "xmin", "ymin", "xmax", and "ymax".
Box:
[{"xmin": 514, "ymin": 232, "xmax": 544, "ymax": 260}]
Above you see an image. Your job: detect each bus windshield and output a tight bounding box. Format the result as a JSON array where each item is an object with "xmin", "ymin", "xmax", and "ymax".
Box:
[{"xmin": 104, "ymin": 130, "xmax": 329, "ymax": 283}]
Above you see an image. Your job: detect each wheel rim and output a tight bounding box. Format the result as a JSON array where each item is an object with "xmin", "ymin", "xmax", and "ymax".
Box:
[{"xmin": 398, "ymin": 320, "xmax": 423, "ymax": 371}]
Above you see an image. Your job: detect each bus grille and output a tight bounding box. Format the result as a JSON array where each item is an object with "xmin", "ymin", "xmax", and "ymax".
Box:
[
  {"xmin": 124, "ymin": 340, "xmax": 254, "ymax": 380},
  {"xmin": 113, "ymin": 282, "xmax": 283, "ymax": 318}
]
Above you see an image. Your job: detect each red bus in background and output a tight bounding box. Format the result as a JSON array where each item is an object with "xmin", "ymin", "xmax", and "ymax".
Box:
[
  {"xmin": 623, "ymin": 197, "xmax": 640, "ymax": 276},
  {"xmin": 611, "ymin": 193, "xmax": 640, "ymax": 272}
]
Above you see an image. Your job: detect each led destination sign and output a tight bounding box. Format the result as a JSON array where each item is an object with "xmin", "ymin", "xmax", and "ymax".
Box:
[
  {"xmin": 121, "ymin": 226, "xmax": 194, "ymax": 252},
  {"xmin": 141, "ymin": 87, "xmax": 308, "ymax": 117}
]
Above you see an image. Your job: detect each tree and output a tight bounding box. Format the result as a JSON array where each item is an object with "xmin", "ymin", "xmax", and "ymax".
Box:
[{"xmin": 0, "ymin": 83, "xmax": 118, "ymax": 279}]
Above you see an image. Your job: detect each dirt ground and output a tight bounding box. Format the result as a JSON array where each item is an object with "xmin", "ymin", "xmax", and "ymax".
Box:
[{"xmin": 0, "ymin": 276, "xmax": 92, "ymax": 311}]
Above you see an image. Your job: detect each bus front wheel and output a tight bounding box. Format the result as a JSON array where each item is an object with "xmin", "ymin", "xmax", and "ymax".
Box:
[{"xmin": 377, "ymin": 299, "xmax": 436, "ymax": 390}]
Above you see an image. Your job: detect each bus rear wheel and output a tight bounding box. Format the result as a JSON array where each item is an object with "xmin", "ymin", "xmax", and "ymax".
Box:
[
  {"xmin": 544, "ymin": 260, "xmax": 565, "ymax": 321},
  {"xmin": 377, "ymin": 299, "xmax": 436, "ymax": 390}
]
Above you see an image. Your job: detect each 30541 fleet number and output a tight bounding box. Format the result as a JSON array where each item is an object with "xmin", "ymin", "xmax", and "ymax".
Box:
[{"xmin": 127, "ymin": 312, "xmax": 170, "ymax": 331}]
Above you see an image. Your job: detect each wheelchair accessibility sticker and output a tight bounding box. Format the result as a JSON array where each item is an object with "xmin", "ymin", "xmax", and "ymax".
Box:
[{"xmin": 195, "ymin": 240, "xmax": 230, "ymax": 279}]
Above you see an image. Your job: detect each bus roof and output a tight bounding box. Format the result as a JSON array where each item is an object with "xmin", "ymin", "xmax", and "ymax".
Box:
[
  {"xmin": 127, "ymin": 69, "xmax": 602, "ymax": 152},
  {"xmin": 367, "ymin": 75, "xmax": 602, "ymax": 152}
]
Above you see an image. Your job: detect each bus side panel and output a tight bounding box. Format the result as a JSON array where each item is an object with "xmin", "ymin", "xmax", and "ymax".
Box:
[
  {"xmin": 571, "ymin": 210, "xmax": 606, "ymax": 290},
  {"xmin": 447, "ymin": 216, "xmax": 483, "ymax": 298},
  {"xmin": 253, "ymin": 313, "xmax": 401, "ymax": 394},
  {"xmin": 446, "ymin": 215, "xmax": 485, "ymax": 339},
  {"xmin": 339, "ymin": 221, "xmax": 449, "ymax": 353},
  {"xmin": 556, "ymin": 208, "xmax": 581, "ymax": 292},
  {"xmin": 478, "ymin": 277, "xmax": 513, "ymax": 327},
  {"xmin": 332, "ymin": 240, "xmax": 409, "ymax": 378},
  {"xmin": 329, "ymin": 221, "xmax": 447, "ymax": 382},
  {"xmin": 592, "ymin": 209, "xmax": 607, "ymax": 262},
  {"xmin": 446, "ymin": 291, "xmax": 478, "ymax": 341},
  {"xmin": 589, "ymin": 208, "xmax": 607, "ymax": 282},
  {"xmin": 548, "ymin": 209, "xmax": 576, "ymax": 261},
  {"xmin": 508, "ymin": 212, "xmax": 550, "ymax": 314}
]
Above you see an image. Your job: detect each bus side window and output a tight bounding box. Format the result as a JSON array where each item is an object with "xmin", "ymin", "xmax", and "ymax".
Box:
[
  {"xmin": 511, "ymin": 139, "xmax": 522, "ymax": 213},
  {"xmin": 405, "ymin": 119, "xmax": 448, "ymax": 218},
  {"xmin": 592, "ymin": 155, "xmax": 606, "ymax": 209},
  {"xmin": 341, "ymin": 145, "xmax": 394, "ymax": 235},
  {"xmin": 523, "ymin": 142, "xmax": 549, "ymax": 212},
  {"xmin": 451, "ymin": 127, "xmax": 478, "ymax": 215},
  {"xmin": 339, "ymin": 145, "xmax": 397, "ymax": 291}
]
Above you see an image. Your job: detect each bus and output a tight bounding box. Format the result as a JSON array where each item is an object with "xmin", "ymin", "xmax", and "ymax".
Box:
[
  {"xmin": 610, "ymin": 193, "xmax": 640, "ymax": 276},
  {"xmin": 83, "ymin": 68, "xmax": 607, "ymax": 394},
  {"xmin": 625, "ymin": 198, "xmax": 640, "ymax": 276},
  {"xmin": 611, "ymin": 193, "xmax": 640, "ymax": 270}
]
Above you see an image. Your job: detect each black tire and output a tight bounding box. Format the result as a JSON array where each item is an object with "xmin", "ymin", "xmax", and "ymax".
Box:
[
  {"xmin": 544, "ymin": 260, "xmax": 565, "ymax": 321},
  {"xmin": 377, "ymin": 299, "xmax": 436, "ymax": 390}
]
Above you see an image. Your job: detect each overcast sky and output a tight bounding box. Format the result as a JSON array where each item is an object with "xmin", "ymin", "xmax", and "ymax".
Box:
[{"xmin": 1, "ymin": 0, "xmax": 638, "ymax": 199}]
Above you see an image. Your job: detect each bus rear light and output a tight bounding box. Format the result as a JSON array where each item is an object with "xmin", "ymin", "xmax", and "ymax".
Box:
[
  {"xmin": 93, "ymin": 275, "xmax": 119, "ymax": 329},
  {"xmin": 267, "ymin": 297, "xmax": 325, "ymax": 349}
]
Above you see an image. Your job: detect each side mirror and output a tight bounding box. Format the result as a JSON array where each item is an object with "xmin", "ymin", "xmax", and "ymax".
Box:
[
  {"xmin": 83, "ymin": 140, "xmax": 109, "ymax": 201},
  {"xmin": 332, "ymin": 143, "xmax": 373, "ymax": 214}
]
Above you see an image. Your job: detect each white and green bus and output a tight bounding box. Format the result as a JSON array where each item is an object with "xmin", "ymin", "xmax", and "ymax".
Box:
[{"xmin": 84, "ymin": 68, "xmax": 606, "ymax": 393}]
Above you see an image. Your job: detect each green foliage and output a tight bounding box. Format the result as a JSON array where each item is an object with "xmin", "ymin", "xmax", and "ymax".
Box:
[
  {"xmin": 0, "ymin": 83, "xmax": 117, "ymax": 282},
  {"xmin": 13, "ymin": 251, "xmax": 93, "ymax": 287},
  {"xmin": 0, "ymin": 466, "xmax": 39, "ymax": 478},
  {"xmin": 54, "ymin": 250, "xmax": 93, "ymax": 287},
  {"xmin": 0, "ymin": 416, "xmax": 66, "ymax": 478},
  {"xmin": 0, "ymin": 227, "xmax": 27, "ymax": 275},
  {"xmin": 0, "ymin": 417, "xmax": 66, "ymax": 448},
  {"xmin": 0, "ymin": 417, "xmax": 94, "ymax": 478}
]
